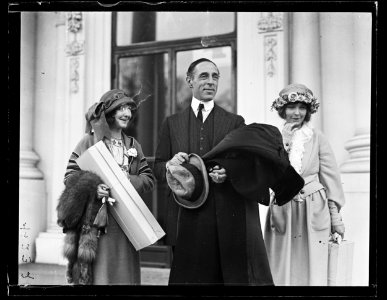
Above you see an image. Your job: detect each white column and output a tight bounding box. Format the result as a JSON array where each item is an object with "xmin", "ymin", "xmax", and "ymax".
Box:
[
  {"xmin": 34, "ymin": 12, "xmax": 112, "ymax": 265},
  {"xmin": 319, "ymin": 12, "xmax": 371, "ymax": 286},
  {"xmin": 340, "ymin": 13, "xmax": 372, "ymax": 173},
  {"xmin": 34, "ymin": 12, "xmax": 68, "ymax": 265},
  {"xmin": 237, "ymin": 12, "xmax": 290, "ymax": 231},
  {"xmin": 289, "ymin": 12, "xmax": 322, "ymax": 129},
  {"xmin": 338, "ymin": 13, "xmax": 372, "ymax": 287},
  {"xmin": 19, "ymin": 12, "xmax": 47, "ymax": 265},
  {"xmin": 319, "ymin": 13, "xmax": 356, "ymax": 165},
  {"xmin": 237, "ymin": 12, "xmax": 289, "ymax": 128},
  {"xmin": 83, "ymin": 12, "xmax": 112, "ymax": 110}
]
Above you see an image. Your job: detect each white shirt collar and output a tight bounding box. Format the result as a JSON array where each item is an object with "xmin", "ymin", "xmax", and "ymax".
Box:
[{"xmin": 191, "ymin": 97, "xmax": 214, "ymax": 113}]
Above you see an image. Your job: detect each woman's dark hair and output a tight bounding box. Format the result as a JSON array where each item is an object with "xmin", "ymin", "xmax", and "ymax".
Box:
[
  {"xmin": 278, "ymin": 102, "xmax": 312, "ymax": 123},
  {"xmin": 186, "ymin": 58, "xmax": 218, "ymax": 79}
]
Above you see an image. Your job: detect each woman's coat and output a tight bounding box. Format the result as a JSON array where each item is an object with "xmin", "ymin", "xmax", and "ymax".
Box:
[
  {"xmin": 62, "ymin": 132, "xmax": 154, "ymax": 285},
  {"xmin": 264, "ymin": 127, "xmax": 345, "ymax": 286}
]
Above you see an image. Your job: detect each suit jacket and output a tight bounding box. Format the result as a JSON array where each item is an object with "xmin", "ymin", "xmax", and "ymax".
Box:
[{"xmin": 154, "ymin": 104, "xmax": 245, "ymax": 245}]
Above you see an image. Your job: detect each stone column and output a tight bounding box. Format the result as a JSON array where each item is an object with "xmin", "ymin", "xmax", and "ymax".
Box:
[
  {"xmin": 19, "ymin": 12, "xmax": 46, "ymax": 265},
  {"xmin": 319, "ymin": 12, "xmax": 371, "ymax": 286},
  {"xmin": 237, "ymin": 12, "xmax": 290, "ymax": 230},
  {"xmin": 34, "ymin": 12, "xmax": 68, "ymax": 265},
  {"xmin": 289, "ymin": 12, "xmax": 322, "ymax": 129},
  {"xmin": 320, "ymin": 13, "xmax": 356, "ymax": 165},
  {"xmin": 339, "ymin": 13, "xmax": 372, "ymax": 287},
  {"xmin": 237, "ymin": 12, "xmax": 289, "ymax": 128},
  {"xmin": 340, "ymin": 13, "xmax": 372, "ymax": 173},
  {"xmin": 34, "ymin": 12, "xmax": 112, "ymax": 265}
]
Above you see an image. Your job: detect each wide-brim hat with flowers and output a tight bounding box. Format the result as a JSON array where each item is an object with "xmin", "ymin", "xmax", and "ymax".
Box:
[
  {"xmin": 271, "ymin": 83, "xmax": 320, "ymax": 114},
  {"xmin": 85, "ymin": 89, "xmax": 138, "ymax": 141}
]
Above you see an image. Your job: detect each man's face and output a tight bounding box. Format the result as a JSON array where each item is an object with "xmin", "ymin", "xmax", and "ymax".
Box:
[{"xmin": 187, "ymin": 61, "xmax": 219, "ymax": 102}]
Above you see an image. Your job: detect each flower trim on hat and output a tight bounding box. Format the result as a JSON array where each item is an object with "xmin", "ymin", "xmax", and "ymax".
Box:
[{"xmin": 271, "ymin": 92, "xmax": 320, "ymax": 114}]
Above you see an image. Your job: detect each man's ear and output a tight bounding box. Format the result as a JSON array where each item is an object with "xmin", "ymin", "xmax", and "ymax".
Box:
[{"xmin": 186, "ymin": 76, "xmax": 193, "ymax": 88}]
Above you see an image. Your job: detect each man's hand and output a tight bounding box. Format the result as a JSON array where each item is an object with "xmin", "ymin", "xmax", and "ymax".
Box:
[
  {"xmin": 166, "ymin": 152, "xmax": 189, "ymax": 169},
  {"xmin": 208, "ymin": 165, "xmax": 227, "ymax": 184}
]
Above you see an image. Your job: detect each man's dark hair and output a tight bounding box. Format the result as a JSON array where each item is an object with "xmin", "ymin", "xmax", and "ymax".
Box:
[{"xmin": 186, "ymin": 58, "xmax": 218, "ymax": 79}]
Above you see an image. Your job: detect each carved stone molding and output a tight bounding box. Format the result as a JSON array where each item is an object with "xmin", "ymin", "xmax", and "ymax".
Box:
[
  {"xmin": 264, "ymin": 35, "xmax": 278, "ymax": 77},
  {"xmin": 69, "ymin": 57, "xmax": 80, "ymax": 93},
  {"xmin": 67, "ymin": 12, "xmax": 83, "ymax": 33},
  {"xmin": 66, "ymin": 12, "xmax": 84, "ymax": 93},
  {"xmin": 66, "ymin": 40, "xmax": 84, "ymax": 56},
  {"xmin": 258, "ymin": 12, "xmax": 283, "ymax": 33}
]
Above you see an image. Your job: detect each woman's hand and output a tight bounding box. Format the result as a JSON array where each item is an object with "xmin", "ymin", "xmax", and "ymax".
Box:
[
  {"xmin": 208, "ymin": 165, "xmax": 227, "ymax": 184},
  {"xmin": 97, "ymin": 184, "xmax": 110, "ymax": 200},
  {"xmin": 282, "ymin": 122, "xmax": 300, "ymax": 141},
  {"xmin": 328, "ymin": 200, "xmax": 345, "ymax": 240},
  {"xmin": 332, "ymin": 224, "xmax": 345, "ymax": 240}
]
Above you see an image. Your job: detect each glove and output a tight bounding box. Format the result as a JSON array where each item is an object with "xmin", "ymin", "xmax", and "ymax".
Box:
[{"xmin": 328, "ymin": 200, "xmax": 345, "ymax": 239}]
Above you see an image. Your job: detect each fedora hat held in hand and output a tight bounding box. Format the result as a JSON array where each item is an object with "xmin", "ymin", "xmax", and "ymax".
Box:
[{"xmin": 166, "ymin": 153, "xmax": 209, "ymax": 209}]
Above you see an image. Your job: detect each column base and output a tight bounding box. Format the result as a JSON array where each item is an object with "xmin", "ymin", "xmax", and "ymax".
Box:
[
  {"xmin": 19, "ymin": 178, "xmax": 46, "ymax": 264},
  {"xmin": 35, "ymin": 230, "xmax": 67, "ymax": 266},
  {"xmin": 340, "ymin": 130, "xmax": 370, "ymax": 173},
  {"xmin": 340, "ymin": 172, "xmax": 370, "ymax": 286}
]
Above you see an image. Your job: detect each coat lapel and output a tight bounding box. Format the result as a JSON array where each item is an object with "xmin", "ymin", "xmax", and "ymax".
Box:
[
  {"xmin": 212, "ymin": 105, "xmax": 233, "ymax": 147},
  {"xmin": 301, "ymin": 132, "xmax": 314, "ymax": 175},
  {"xmin": 174, "ymin": 107, "xmax": 191, "ymax": 153}
]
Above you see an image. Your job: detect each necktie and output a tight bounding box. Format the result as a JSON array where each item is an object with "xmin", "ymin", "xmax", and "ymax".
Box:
[{"xmin": 197, "ymin": 103, "xmax": 204, "ymax": 122}]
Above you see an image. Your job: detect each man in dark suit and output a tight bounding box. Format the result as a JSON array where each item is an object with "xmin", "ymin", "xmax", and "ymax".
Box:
[{"xmin": 154, "ymin": 58, "xmax": 246, "ymax": 285}]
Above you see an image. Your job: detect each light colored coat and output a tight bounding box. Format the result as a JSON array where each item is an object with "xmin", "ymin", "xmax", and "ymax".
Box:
[{"xmin": 264, "ymin": 127, "xmax": 345, "ymax": 286}]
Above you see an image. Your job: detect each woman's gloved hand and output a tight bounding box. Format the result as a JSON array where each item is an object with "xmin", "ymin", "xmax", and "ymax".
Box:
[
  {"xmin": 97, "ymin": 184, "xmax": 116, "ymax": 206},
  {"xmin": 97, "ymin": 184, "xmax": 110, "ymax": 199},
  {"xmin": 328, "ymin": 200, "xmax": 345, "ymax": 239}
]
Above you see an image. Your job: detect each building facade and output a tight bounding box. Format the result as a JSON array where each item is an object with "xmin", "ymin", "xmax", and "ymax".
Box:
[{"xmin": 18, "ymin": 11, "xmax": 372, "ymax": 285}]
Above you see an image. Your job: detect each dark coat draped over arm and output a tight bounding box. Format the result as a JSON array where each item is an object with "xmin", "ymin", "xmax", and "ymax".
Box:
[{"xmin": 202, "ymin": 123, "xmax": 304, "ymax": 206}]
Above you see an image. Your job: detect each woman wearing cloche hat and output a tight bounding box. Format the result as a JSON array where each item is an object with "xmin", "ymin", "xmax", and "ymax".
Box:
[
  {"xmin": 57, "ymin": 89, "xmax": 154, "ymax": 285},
  {"xmin": 264, "ymin": 83, "xmax": 346, "ymax": 286}
]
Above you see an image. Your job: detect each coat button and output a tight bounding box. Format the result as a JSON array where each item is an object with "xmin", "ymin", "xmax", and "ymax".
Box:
[{"xmin": 300, "ymin": 190, "xmax": 304, "ymax": 194}]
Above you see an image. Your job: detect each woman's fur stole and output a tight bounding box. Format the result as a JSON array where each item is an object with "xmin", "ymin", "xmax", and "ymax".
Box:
[{"xmin": 57, "ymin": 170, "xmax": 108, "ymax": 285}]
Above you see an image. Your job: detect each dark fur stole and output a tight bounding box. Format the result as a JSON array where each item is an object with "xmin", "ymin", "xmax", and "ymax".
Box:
[{"xmin": 56, "ymin": 170, "xmax": 108, "ymax": 285}]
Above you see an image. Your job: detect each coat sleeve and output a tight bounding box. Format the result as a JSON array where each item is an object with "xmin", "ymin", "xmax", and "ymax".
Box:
[
  {"xmin": 206, "ymin": 152, "xmax": 271, "ymax": 205},
  {"xmin": 317, "ymin": 131, "xmax": 345, "ymax": 210},
  {"xmin": 235, "ymin": 115, "xmax": 246, "ymax": 129},
  {"xmin": 64, "ymin": 134, "xmax": 94, "ymax": 185},
  {"xmin": 153, "ymin": 117, "xmax": 172, "ymax": 182},
  {"xmin": 129, "ymin": 139, "xmax": 155, "ymax": 194}
]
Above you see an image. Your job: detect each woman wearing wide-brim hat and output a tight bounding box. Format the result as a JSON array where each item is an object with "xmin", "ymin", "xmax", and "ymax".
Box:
[
  {"xmin": 264, "ymin": 83, "xmax": 345, "ymax": 286},
  {"xmin": 57, "ymin": 89, "xmax": 154, "ymax": 285}
]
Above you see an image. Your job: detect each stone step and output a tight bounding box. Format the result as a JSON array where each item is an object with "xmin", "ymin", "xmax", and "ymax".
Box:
[{"xmin": 18, "ymin": 263, "xmax": 170, "ymax": 286}]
